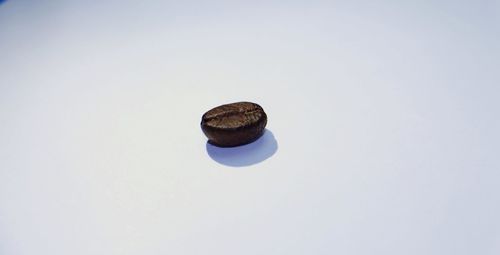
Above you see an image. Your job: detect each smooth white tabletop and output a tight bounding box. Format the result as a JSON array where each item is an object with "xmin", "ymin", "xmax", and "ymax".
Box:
[{"xmin": 1, "ymin": 1, "xmax": 499, "ymax": 254}]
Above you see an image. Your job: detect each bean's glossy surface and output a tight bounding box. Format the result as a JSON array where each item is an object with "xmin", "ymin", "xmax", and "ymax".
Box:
[{"xmin": 201, "ymin": 102, "xmax": 267, "ymax": 147}]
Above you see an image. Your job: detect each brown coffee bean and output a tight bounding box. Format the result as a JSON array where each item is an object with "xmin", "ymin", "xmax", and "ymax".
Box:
[{"xmin": 201, "ymin": 102, "xmax": 267, "ymax": 147}]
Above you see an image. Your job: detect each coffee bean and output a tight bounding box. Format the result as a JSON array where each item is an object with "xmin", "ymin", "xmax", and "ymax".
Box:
[{"xmin": 201, "ymin": 102, "xmax": 267, "ymax": 147}]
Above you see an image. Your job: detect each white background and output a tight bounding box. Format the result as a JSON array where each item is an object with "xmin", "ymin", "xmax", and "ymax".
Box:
[{"xmin": 1, "ymin": 0, "xmax": 499, "ymax": 254}]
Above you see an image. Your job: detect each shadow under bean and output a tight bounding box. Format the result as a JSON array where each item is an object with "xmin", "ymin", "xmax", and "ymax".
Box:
[{"xmin": 206, "ymin": 129, "xmax": 277, "ymax": 167}]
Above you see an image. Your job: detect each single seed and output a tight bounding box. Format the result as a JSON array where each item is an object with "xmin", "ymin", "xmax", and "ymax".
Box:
[{"xmin": 201, "ymin": 102, "xmax": 267, "ymax": 147}]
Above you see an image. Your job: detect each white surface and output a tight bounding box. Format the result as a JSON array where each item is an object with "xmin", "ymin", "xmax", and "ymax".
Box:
[{"xmin": 1, "ymin": 1, "xmax": 499, "ymax": 254}]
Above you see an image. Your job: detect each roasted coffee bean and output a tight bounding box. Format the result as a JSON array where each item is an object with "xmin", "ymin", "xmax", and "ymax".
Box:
[{"xmin": 201, "ymin": 102, "xmax": 267, "ymax": 147}]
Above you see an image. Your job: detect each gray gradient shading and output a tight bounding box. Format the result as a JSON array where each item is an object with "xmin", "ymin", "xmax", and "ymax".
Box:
[{"xmin": 0, "ymin": 1, "xmax": 499, "ymax": 255}]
